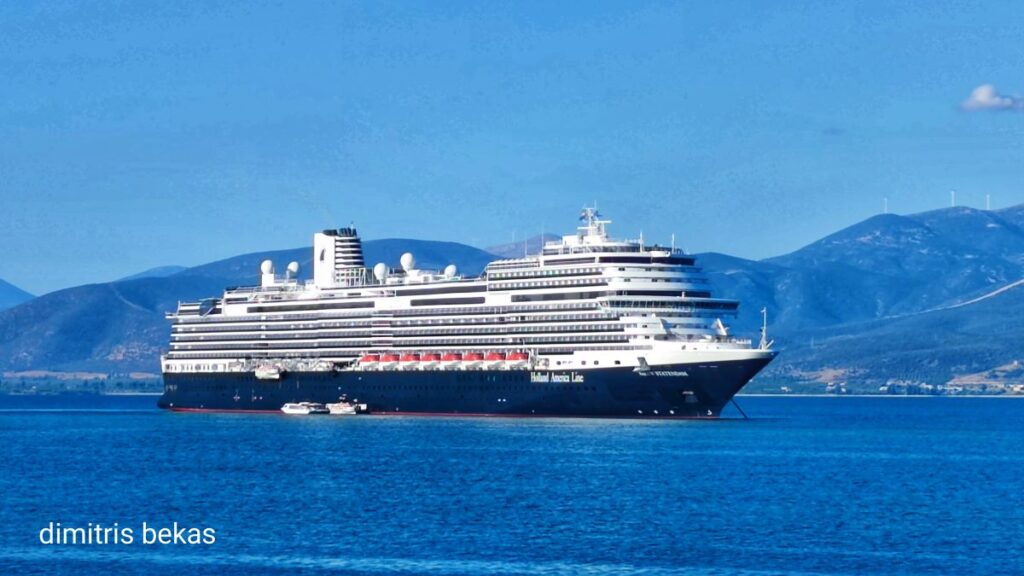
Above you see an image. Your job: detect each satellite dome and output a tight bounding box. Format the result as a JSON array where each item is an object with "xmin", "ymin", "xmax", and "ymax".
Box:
[
  {"xmin": 400, "ymin": 252, "xmax": 415, "ymax": 271},
  {"xmin": 444, "ymin": 264, "xmax": 457, "ymax": 278},
  {"xmin": 286, "ymin": 261, "xmax": 300, "ymax": 276},
  {"xmin": 373, "ymin": 262, "xmax": 388, "ymax": 281},
  {"xmin": 260, "ymin": 260, "xmax": 274, "ymax": 275}
]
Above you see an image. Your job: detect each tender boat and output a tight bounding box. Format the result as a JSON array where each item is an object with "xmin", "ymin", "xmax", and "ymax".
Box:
[
  {"xmin": 420, "ymin": 352, "xmax": 441, "ymax": 369},
  {"xmin": 379, "ymin": 353, "xmax": 400, "ymax": 370},
  {"xmin": 507, "ymin": 351, "xmax": 529, "ymax": 368},
  {"xmin": 280, "ymin": 402, "xmax": 329, "ymax": 415},
  {"xmin": 484, "ymin": 351, "xmax": 507, "ymax": 369},
  {"xmin": 440, "ymin": 352, "xmax": 462, "ymax": 369},
  {"xmin": 255, "ymin": 364, "xmax": 282, "ymax": 380},
  {"xmin": 326, "ymin": 400, "xmax": 369, "ymax": 415},
  {"xmin": 399, "ymin": 353, "xmax": 421, "ymax": 370},
  {"xmin": 463, "ymin": 352, "xmax": 484, "ymax": 369}
]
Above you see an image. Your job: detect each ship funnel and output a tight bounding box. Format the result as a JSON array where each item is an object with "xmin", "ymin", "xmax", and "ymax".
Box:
[{"xmin": 313, "ymin": 227, "xmax": 367, "ymax": 288}]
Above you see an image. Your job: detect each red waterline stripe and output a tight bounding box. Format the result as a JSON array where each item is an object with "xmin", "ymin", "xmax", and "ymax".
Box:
[
  {"xmin": 371, "ymin": 411, "xmax": 718, "ymax": 420},
  {"xmin": 168, "ymin": 407, "xmax": 280, "ymax": 414},
  {"xmin": 166, "ymin": 406, "xmax": 717, "ymax": 419}
]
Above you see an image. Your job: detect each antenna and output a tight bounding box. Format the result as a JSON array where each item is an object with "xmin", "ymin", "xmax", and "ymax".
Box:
[
  {"xmin": 759, "ymin": 307, "xmax": 773, "ymax": 350},
  {"xmin": 884, "ymin": 197, "xmax": 888, "ymax": 214},
  {"xmin": 986, "ymin": 194, "xmax": 991, "ymax": 210},
  {"xmin": 671, "ymin": 233, "xmax": 676, "ymax": 252},
  {"xmin": 950, "ymin": 190, "xmax": 956, "ymax": 207}
]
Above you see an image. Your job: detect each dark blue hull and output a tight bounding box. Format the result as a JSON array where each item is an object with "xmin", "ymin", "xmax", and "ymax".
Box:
[{"xmin": 158, "ymin": 357, "xmax": 773, "ymax": 418}]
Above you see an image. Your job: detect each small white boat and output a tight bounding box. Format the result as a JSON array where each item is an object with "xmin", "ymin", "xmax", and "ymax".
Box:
[
  {"xmin": 327, "ymin": 402, "xmax": 357, "ymax": 415},
  {"xmin": 280, "ymin": 402, "xmax": 329, "ymax": 415},
  {"xmin": 255, "ymin": 365, "xmax": 282, "ymax": 380},
  {"xmin": 326, "ymin": 400, "xmax": 368, "ymax": 415}
]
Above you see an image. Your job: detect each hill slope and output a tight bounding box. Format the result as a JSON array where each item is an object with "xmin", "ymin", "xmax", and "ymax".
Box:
[
  {"xmin": 0, "ymin": 279, "xmax": 33, "ymax": 310},
  {"xmin": 486, "ymin": 234, "xmax": 561, "ymax": 259},
  {"xmin": 755, "ymin": 279, "xmax": 1024, "ymax": 392},
  {"xmin": 118, "ymin": 266, "xmax": 188, "ymax": 281}
]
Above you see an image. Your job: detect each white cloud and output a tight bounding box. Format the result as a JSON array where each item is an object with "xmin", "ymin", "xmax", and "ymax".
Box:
[{"xmin": 960, "ymin": 84, "xmax": 1023, "ymax": 111}]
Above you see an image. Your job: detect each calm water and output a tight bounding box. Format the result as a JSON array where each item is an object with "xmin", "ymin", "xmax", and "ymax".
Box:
[{"xmin": 0, "ymin": 395, "xmax": 1021, "ymax": 575}]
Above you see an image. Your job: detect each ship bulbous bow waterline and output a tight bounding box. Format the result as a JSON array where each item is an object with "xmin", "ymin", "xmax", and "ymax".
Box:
[{"xmin": 159, "ymin": 208, "xmax": 776, "ymax": 418}]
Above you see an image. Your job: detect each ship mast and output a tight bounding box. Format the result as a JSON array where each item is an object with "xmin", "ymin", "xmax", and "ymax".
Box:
[{"xmin": 759, "ymin": 307, "xmax": 774, "ymax": 350}]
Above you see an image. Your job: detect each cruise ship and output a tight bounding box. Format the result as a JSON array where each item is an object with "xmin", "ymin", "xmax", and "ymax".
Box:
[{"xmin": 158, "ymin": 208, "xmax": 776, "ymax": 417}]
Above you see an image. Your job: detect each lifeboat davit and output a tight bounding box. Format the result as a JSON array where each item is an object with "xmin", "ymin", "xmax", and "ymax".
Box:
[
  {"xmin": 463, "ymin": 352, "xmax": 484, "ymax": 369},
  {"xmin": 379, "ymin": 353, "xmax": 400, "ymax": 369},
  {"xmin": 358, "ymin": 354, "xmax": 380, "ymax": 369},
  {"xmin": 506, "ymin": 351, "xmax": 529, "ymax": 368},
  {"xmin": 399, "ymin": 353, "xmax": 421, "ymax": 369},
  {"xmin": 420, "ymin": 353, "xmax": 441, "ymax": 369},
  {"xmin": 484, "ymin": 351, "xmax": 507, "ymax": 369},
  {"xmin": 440, "ymin": 352, "xmax": 462, "ymax": 369}
]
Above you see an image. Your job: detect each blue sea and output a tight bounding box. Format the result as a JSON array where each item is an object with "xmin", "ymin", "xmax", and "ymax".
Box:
[{"xmin": 0, "ymin": 395, "xmax": 1021, "ymax": 575}]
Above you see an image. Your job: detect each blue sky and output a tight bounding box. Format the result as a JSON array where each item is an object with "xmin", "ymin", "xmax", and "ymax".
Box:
[{"xmin": 2, "ymin": 1, "xmax": 1023, "ymax": 294}]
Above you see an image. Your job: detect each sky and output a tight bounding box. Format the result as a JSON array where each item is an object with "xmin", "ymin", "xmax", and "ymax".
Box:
[{"xmin": 1, "ymin": 1, "xmax": 1023, "ymax": 295}]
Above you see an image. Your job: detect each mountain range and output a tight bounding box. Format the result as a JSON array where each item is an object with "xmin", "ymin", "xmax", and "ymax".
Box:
[
  {"xmin": 2, "ymin": 205, "xmax": 1023, "ymax": 393},
  {"xmin": 702, "ymin": 205, "xmax": 1024, "ymax": 391},
  {"xmin": 487, "ymin": 234, "xmax": 561, "ymax": 259},
  {"xmin": 0, "ymin": 279, "xmax": 33, "ymax": 311}
]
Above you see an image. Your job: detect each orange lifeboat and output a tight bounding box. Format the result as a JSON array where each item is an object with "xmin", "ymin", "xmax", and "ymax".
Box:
[
  {"xmin": 484, "ymin": 351, "xmax": 507, "ymax": 369},
  {"xmin": 420, "ymin": 353, "xmax": 441, "ymax": 369},
  {"xmin": 379, "ymin": 353, "xmax": 400, "ymax": 369},
  {"xmin": 359, "ymin": 354, "xmax": 380, "ymax": 370},
  {"xmin": 507, "ymin": 351, "xmax": 529, "ymax": 368},
  {"xmin": 440, "ymin": 352, "xmax": 462, "ymax": 369},
  {"xmin": 463, "ymin": 352, "xmax": 484, "ymax": 368},
  {"xmin": 399, "ymin": 353, "xmax": 421, "ymax": 369}
]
